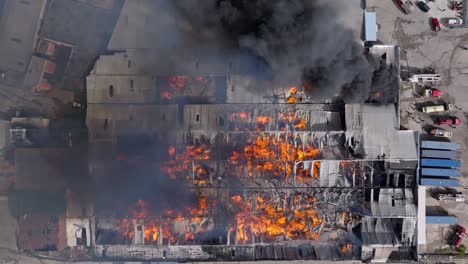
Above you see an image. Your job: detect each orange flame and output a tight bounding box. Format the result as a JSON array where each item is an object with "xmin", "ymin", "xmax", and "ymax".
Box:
[
  {"xmin": 161, "ymin": 91, "xmax": 173, "ymax": 100},
  {"xmin": 287, "ymin": 86, "xmax": 298, "ymax": 104},
  {"xmin": 168, "ymin": 76, "xmax": 190, "ymax": 89},
  {"xmin": 239, "ymin": 112, "xmax": 248, "ymax": 119},
  {"xmin": 256, "ymin": 115, "xmax": 272, "ymax": 125},
  {"xmin": 168, "ymin": 146, "xmax": 175, "ymax": 157}
]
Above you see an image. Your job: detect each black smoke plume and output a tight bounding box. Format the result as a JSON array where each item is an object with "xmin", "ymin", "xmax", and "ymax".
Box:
[{"xmin": 171, "ymin": 0, "xmax": 388, "ymax": 101}]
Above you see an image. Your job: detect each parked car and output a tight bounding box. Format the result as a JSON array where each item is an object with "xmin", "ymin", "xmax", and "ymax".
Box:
[
  {"xmin": 417, "ymin": 1, "xmax": 430, "ymax": 12},
  {"xmin": 451, "ymin": 226, "xmax": 467, "ymax": 248},
  {"xmin": 424, "ymin": 88, "xmax": 442, "ymax": 97},
  {"xmin": 430, "ymin": 129, "xmax": 453, "ymax": 138},
  {"xmin": 438, "ymin": 192, "xmax": 464, "ymax": 202},
  {"xmin": 436, "ymin": 117, "xmax": 461, "ymax": 126},
  {"xmin": 431, "ymin": 18, "xmax": 441, "ymax": 32},
  {"xmin": 442, "ymin": 17, "xmax": 463, "ymax": 27},
  {"xmin": 397, "ymin": 0, "xmax": 415, "ymax": 14},
  {"xmin": 421, "ymin": 103, "xmax": 453, "ymax": 113}
]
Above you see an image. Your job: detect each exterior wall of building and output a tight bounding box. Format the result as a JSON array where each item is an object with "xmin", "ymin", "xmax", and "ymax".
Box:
[
  {"xmin": 66, "ymin": 218, "xmax": 91, "ymax": 247},
  {"xmin": 86, "ymin": 104, "xmax": 179, "ymax": 143},
  {"xmin": 87, "ymin": 74, "xmax": 156, "ymax": 104}
]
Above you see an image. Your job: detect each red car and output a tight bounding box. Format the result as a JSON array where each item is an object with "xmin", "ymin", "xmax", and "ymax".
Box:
[
  {"xmin": 436, "ymin": 117, "xmax": 461, "ymax": 126},
  {"xmin": 432, "ymin": 18, "xmax": 441, "ymax": 32},
  {"xmin": 424, "ymin": 88, "xmax": 442, "ymax": 97},
  {"xmin": 451, "ymin": 226, "xmax": 467, "ymax": 248}
]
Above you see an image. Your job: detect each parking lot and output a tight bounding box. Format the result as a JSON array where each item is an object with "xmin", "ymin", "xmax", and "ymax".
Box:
[{"xmin": 368, "ymin": 0, "xmax": 468, "ymax": 256}]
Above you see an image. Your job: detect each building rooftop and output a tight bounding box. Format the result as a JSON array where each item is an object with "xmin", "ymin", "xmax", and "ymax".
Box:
[
  {"xmin": 345, "ymin": 104, "xmax": 418, "ymax": 160},
  {"xmin": 0, "ymin": 0, "xmax": 45, "ymax": 73}
]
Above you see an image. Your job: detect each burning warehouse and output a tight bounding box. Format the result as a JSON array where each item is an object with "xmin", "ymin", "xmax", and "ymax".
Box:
[
  {"xmin": 83, "ymin": 57, "xmax": 418, "ymax": 262},
  {"xmin": 79, "ymin": 0, "xmax": 419, "ymax": 262}
]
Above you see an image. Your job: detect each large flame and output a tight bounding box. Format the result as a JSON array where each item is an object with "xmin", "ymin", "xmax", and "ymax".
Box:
[{"xmin": 116, "ymin": 106, "xmax": 329, "ymax": 245}]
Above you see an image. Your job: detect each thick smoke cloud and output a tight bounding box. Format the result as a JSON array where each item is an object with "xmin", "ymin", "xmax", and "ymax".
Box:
[{"xmin": 172, "ymin": 0, "xmax": 383, "ymax": 101}]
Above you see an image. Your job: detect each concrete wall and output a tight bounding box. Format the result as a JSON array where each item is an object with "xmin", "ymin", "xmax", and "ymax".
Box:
[{"xmin": 87, "ymin": 74, "xmax": 156, "ymax": 104}]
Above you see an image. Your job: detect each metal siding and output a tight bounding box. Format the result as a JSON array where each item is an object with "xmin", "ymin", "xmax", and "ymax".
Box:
[
  {"xmin": 426, "ymin": 216, "xmax": 457, "ymax": 225},
  {"xmin": 18, "ymin": 214, "xmax": 60, "ymax": 250},
  {"xmin": 420, "ymin": 178, "xmax": 460, "ymax": 187},
  {"xmin": 420, "ymin": 158, "xmax": 461, "ymax": 168},
  {"xmin": 421, "ymin": 168, "xmax": 460, "ymax": 177},
  {"xmin": 421, "ymin": 140, "xmax": 460, "ymax": 150},
  {"xmin": 364, "ymin": 12, "xmax": 377, "ymax": 41}
]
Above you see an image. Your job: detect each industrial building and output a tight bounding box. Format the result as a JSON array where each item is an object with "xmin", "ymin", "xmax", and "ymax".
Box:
[
  {"xmin": 0, "ymin": 0, "xmax": 422, "ymax": 262},
  {"xmin": 81, "ymin": 44, "xmax": 419, "ymax": 262}
]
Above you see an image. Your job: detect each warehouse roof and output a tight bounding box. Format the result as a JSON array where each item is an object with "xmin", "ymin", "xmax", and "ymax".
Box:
[
  {"xmin": 0, "ymin": 0, "xmax": 45, "ymax": 72},
  {"xmin": 345, "ymin": 104, "xmax": 418, "ymax": 160}
]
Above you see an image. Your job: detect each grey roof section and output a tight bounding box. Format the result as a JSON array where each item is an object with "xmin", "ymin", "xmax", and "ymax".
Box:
[
  {"xmin": 108, "ymin": 0, "xmax": 175, "ymax": 50},
  {"xmin": 361, "ymin": 217, "xmax": 415, "ymax": 246},
  {"xmin": 370, "ymin": 188, "xmax": 417, "ymax": 217},
  {"xmin": 0, "ymin": 0, "xmax": 45, "ymax": 72},
  {"xmin": 361, "ymin": 218, "xmax": 399, "ymax": 245},
  {"xmin": 319, "ymin": 160, "xmax": 351, "ymax": 187},
  {"xmin": 345, "ymin": 104, "xmax": 418, "ymax": 160},
  {"xmin": 39, "ymin": 0, "xmax": 122, "ymax": 49}
]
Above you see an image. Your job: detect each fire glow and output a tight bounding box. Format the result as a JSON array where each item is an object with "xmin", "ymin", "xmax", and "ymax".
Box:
[{"xmin": 116, "ymin": 107, "xmax": 328, "ymax": 245}]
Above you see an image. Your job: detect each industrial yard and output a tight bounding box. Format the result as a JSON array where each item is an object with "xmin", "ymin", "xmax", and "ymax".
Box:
[{"xmin": 1, "ymin": 0, "xmax": 468, "ymax": 263}]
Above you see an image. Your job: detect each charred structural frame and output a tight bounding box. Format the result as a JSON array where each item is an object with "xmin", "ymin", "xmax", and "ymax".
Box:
[{"xmin": 80, "ymin": 42, "xmax": 419, "ymax": 262}]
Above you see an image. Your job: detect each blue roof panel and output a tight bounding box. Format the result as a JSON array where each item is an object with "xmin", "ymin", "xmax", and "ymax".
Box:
[
  {"xmin": 365, "ymin": 11, "xmax": 377, "ymax": 41},
  {"xmin": 421, "ymin": 168, "xmax": 460, "ymax": 177},
  {"xmin": 420, "ymin": 159, "xmax": 461, "ymax": 168},
  {"xmin": 426, "ymin": 216, "xmax": 457, "ymax": 225},
  {"xmin": 421, "ymin": 178, "xmax": 460, "ymax": 187}
]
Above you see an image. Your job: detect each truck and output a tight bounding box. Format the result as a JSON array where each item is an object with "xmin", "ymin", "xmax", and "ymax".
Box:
[
  {"xmin": 397, "ymin": 0, "xmax": 414, "ymax": 14},
  {"xmin": 437, "ymin": 192, "xmax": 465, "ymax": 202},
  {"xmin": 424, "ymin": 88, "xmax": 442, "ymax": 97},
  {"xmin": 451, "ymin": 226, "xmax": 467, "ymax": 248},
  {"xmin": 421, "ymin": 140, "xmax": 460, "ymax": 151},
  {"xmin": 409, "ymin": 73, "xmax": 443, "ymax": 83},
  {"xmin": 420, "ymin": 158, "xmax": 461, "ymax": 168},
  {"xmin": 421, "ymin": 150, "xmax": 460, "ymax": 159},
  {"xmin": 421, "ymin": 103, "xmax": 453, "ymax": 113},
  {"xmin": 430, "ymin": 129, "xmax": 452, "ymax": 138}
]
